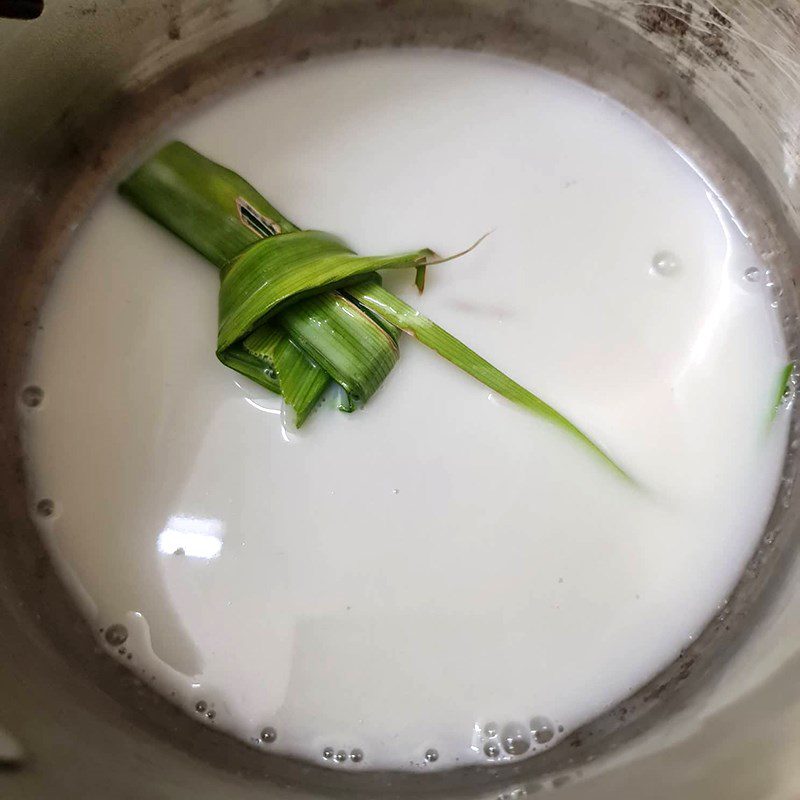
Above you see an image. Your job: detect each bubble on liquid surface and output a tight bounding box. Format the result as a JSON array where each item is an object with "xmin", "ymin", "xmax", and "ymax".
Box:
[
  {"xmin": 650, "ymin": 251, "xmax": 680, "ymax": 276},
  {"xmin": 483, "ymin": 721, "xmax": 498, "ymax": 738},
  {"xmin": 743, "ymin": 267, "xmax": 761, "ymax": 283},
  {"xmin": 195, "ymin": 700, "xmax": 208, "ymax": 714},
  {"xmin": 322, "ymin": 747, "xmax": 334, "ymax": 760},
  {"xmin": 501, "ymin": 722, "xmax": 531, "ymax": 755},
  {"xmin": 104, "ymin": 624, "xmax": 128, "ymax": 646},
  {"xmin": 484, "ymin": 742, "xmax": 500, "ymax": 758},
  {"xmin": 21, "ymin": 385, "xmax": 44, "ymax": 407},
  {"xmin": 335, "ymin": 750, "xmax": 347, "ymax": 763},
  {"xmin": 350, "ymin": 748, "xmax": 364, "ymax": 763},
  {"xmin": 425, "ymin": 748, "xmax": 439, "ymax": 763},
  {"xmin": 206, "ymin": 710, "xmax": 216, "ymax": 720},
  {"xmin": 36, "ymin": 498, "xmax": 55, "ymax": 518},
  {"xmin": 530, "ymin": 716, "xmax": 555, "ymax": 744},
  {"xmin": 260, "ymin": 726, "xmax": 277, "ymax": 743}
]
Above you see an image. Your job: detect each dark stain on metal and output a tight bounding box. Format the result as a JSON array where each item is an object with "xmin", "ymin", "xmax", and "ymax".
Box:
[
  {"xmin": 635, "ymin": 2, "xmax": 691, "ymax": 37},
  {"xmin": 164, "ymin": 0, "xmax": 180, "ymax": 40},
  {"xmin": 643, "ymin": 657, "xmax": 697, "ymax": 703},
  {"xmin": 708, "ymin": 5, "xmax": 730, "ymax": 28},
  {"xmin": 635, "ymin": 0, "xmax": 737, "ymax": 71}
]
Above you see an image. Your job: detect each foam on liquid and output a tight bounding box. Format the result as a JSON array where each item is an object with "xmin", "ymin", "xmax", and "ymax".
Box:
[{"xmin": 21, "ymin": 50, "xmax": 791, "ymax": 770}]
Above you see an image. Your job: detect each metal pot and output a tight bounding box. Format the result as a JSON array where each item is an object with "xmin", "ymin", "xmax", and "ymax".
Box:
[{"xmin": 2, "ymin": 2, "xmax": 800, "ymax": 798}]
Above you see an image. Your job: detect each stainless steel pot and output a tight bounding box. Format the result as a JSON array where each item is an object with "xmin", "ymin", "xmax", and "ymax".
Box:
[{"xmin": 2, "ymin": 2, "xmax": 800, "ymax": 798}]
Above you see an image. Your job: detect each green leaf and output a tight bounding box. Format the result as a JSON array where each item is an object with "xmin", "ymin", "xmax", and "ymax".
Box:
[
  {"xmin": 349, "ymin": 294, "xmax": 401, "ymax": 343},
  {"xmin": 415, "ymin": 263, "xmax": 427, "ymax": 293},
  {"xmin": 771, "ymin": 361, "xmax": 795, "ymax": 420},
  {"xmin": 346, "ymin": 279, "xmax": 630, "ymax": 480},
  {"xmin": 217, "ymin": 342, "xmax": 280, "ymax": 394},
  {"xmin": 118, "ymin": 142, "xmax": 348, "ymax": 425},
  {"xmin": 119, "ymin": 141, "xmax": 298, "ymax": 268},
  {"xmin": 243, "ymin": 324, "xmax": 330, "ymax": 427},
  {"xmin": 337, "ymin": 385, "xmax": 356, "ymax": 413},
  {"xmin": 217, "ymin": 230, "xmax": 432, "ymax": 351},
  {"xmin": 119, "ymin": 141, "xmax": 629, "ymax": 478},
  {"xmin": 119, "ymin": 142, "xmax": 428, "ymax": 425},
  {"xmin": 277, "ymin": 291, "xmax": 399, "ymax": 405}
]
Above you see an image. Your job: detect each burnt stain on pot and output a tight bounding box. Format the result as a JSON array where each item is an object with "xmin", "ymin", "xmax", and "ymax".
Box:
[
  {"xmin": 72, "ymin": 2, "xmax": 97, "ymax": 16},
  {"xmin": 163, "ymin": 0, "xmax": 181, "ymax": 40},
  {"xmin": 634, "ymin": 0, "xmax": 738, "ymax": 77},
  {"xmin": 642, "ymin": 656, "xmax": 698, "ymax": 703},
  {"xmin": 635, "ymin": 2, "xmax": 691, "ymax": 38}
]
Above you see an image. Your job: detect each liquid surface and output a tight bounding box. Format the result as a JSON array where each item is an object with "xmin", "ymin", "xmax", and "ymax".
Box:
[{"xmin": 22, "ymin": 50, "xmax": 790, "ymax": 770}]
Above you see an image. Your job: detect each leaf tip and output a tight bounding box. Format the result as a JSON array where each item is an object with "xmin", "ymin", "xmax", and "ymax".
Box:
[
  {"xmin": 415, "ymin": 264, "xmax": 427, "ymax": 294},
  {"xmin": 771, "ymin": 360, "xmax": 795, "ymax": 420},
  {"xmin": 425, "ymin": 230, "xmax": 492, "ymax": 267}
]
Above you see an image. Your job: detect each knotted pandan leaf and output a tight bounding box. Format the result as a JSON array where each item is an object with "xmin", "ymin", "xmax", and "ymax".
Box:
[
  {"xmin": 120, "ymin": 142, "xmax": 429, "ymax": 419},
  {"xmin": 216, "ymin": 229, "xmax": 431, "ymax": 353},
  {"xmin": 120, "ymin": 141, "xmax": 629, "ymax": 479}
]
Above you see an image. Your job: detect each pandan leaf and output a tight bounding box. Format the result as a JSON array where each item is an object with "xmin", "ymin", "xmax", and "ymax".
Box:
[
  {"xmin": 347, "ymin": 278, "xmax": 629, "ymax": 479},
  {"xmin": 120, "ymin": 141, "xmax": 629, "ymax": 480},
  {"xmin": 217, "ymin": 343, "xmax": 281, "ymax": 394},
  {"xmin": 120, "ymin": 143, "xmax": 421, "ymax": 423},
  {"xmin": 277, "ymin": 292, "xmax": 399, "ymax": 405},
  {"xmin": 243, "ymin": 324, "xmax": 329, "ymax": 426},
  {"xmin": 772, "ymin": 361, "xmax": 795, "ymax": 420},
  {"xmin": 119, "ymin": 141, "xmax": 298, "ymax": 268},
  {"xmin": 217, "ymin": 230, "xmax": 432, "ymax": 350},
  {"xmin": 415, "ymin": 264, "xmax": 427, "ymax": 293}
]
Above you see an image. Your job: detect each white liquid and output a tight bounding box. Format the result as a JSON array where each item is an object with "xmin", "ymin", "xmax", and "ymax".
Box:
[{"xmin": 22, "ymin": 50, "xmax": 790, "ymax": 771}]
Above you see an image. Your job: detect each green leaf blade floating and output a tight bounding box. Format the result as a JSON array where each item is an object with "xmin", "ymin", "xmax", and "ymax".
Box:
[
  {"xmin": 242, "ymin": 324, "xmax": 330, "ymax": 427},
  {"xmin": 119, "ymin": 141, "xmax": 298, "ymax": 268},
  {"xmin": 217, "ymin": 343, "xmax": 281, "ymax": 394},
  {"xmin": 771, "ymin": 361, "xmax": 795, "ymax": 421},
  {"xmin": 118, "ymin": 144, "xmax": 333, "ymax": 423},
  {"xmin": 217, "ymin": 231, "xmax": 432, "ymax": 350},
  {"xmin": 119, "ymin": 140, "xmax": 630, "ymax": 480},
  {"xmin": 120, "ymin": 142, "xmax": 432, "ymax": 423},
  {"xmin": 277, "ymin": 292, "xmax": 399, "ymax": 406},
  {"xmin": 347, "ymin": 279, "xmax": 630, "ymax": 480}
]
